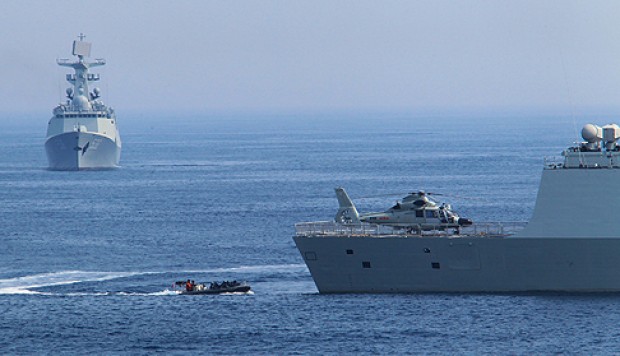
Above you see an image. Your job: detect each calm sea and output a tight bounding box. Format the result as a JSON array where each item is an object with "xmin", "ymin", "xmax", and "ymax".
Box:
[{"xmin": 1, "ymin": 112, "xmax": 619, "ymax": 354}]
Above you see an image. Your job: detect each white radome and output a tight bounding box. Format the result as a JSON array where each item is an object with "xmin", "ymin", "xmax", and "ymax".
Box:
[{"xmin": 581, "ymin": 123, "xmax": 601, "ymax": 142}]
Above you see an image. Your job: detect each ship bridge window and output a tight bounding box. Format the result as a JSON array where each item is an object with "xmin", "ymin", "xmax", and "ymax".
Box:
[
  {"xmin": 362, "ymin": 261, "xmax": 371, "ymax": 268},
  {"xmin": 346, "ymin": 249, "xmax": 354, "ymax": 255}
]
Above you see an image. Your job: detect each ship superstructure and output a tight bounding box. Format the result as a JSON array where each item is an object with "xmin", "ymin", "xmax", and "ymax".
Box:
[
  {"xmin": 45, "ymin": 34, "xmax": 121, "ymax": 170},
  {"xmin": 294, "ymin": 123, "xmax": 620, "ymax": 293}
]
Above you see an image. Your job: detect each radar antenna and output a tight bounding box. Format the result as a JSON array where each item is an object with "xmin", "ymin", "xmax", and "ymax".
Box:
[{"xmin": 56, "ymin": 34, "xmax": 106, "ymax": 112}]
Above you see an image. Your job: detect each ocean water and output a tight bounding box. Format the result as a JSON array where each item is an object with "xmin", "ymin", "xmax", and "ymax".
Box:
[{"xmin": 2, "ymin": 112, "xmax": 620, "ymax": 354}]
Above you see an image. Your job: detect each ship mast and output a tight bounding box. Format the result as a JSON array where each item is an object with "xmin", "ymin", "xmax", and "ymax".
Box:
[{"xmin": 56, "ymin": 33, "xmax": 106, "ymax": 112}]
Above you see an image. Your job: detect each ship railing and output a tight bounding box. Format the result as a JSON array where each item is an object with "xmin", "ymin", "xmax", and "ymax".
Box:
[
  {"xmin": 53, "ymin": 109, "xmax": 111, "ymax": 118},
  {"xmin": 294, "ymin": 221, "xmax": 527, "ymax": 237},
  {"xmin": 544, "ymin": 154, "xmax": 620, "ymax": 169},
  {"xmin": 460, "ymin": 221, "xmax": 527, "ymax": 236}
]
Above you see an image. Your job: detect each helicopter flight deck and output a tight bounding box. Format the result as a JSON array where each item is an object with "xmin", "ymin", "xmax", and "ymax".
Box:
[{"xmin": 294, "ymin": 123, "xmax": 620, "ymax": 293}]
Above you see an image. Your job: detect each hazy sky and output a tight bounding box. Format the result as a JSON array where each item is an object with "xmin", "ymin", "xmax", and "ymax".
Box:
[{"xmin": 3, "ymin": 1, "xmax": 620, "ymax": 116}]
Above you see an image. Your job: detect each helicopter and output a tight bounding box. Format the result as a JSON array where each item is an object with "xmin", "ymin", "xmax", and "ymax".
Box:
[{"xmin": 334, "ymin": 187, "xmax": 473, "ymax": 233}]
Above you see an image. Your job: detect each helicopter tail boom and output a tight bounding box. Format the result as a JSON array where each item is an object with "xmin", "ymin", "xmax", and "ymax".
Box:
[{"xmin": 334, "ymin": 187, "xmax": 361, "ymax": 224}]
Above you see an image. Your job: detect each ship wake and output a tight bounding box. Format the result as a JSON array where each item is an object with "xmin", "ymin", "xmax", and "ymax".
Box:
[{"xmin": 0, "ymin": 264, "xmax": 306, "ymax": 295}]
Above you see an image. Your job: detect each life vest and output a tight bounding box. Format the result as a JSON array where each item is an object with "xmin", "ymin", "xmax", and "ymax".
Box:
[{"xmin": 186, "ymin": 281, "xmax": 192, "ymax": 291}]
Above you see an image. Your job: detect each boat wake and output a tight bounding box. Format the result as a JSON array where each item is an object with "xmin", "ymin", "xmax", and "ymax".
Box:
[
  {"xmin": 218, "ymin": 290, "xmax": 255, "ymax": 296},
  {"xmin": 0, "ymin": 271, "xmax": 140, "ymax": 295},
  {"xmin": 0, "ymin": 264, "xmax": 306, "ymax": 295}
]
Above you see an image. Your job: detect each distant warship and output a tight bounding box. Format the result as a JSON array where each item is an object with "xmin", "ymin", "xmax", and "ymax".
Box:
[{"xmin": 45, "ymin": 34, "xmax": 121, "ymax": 170}]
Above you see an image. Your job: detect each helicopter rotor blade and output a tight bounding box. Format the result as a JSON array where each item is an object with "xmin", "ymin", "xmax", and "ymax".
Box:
[
  {"xmin": 332, "ymin": 189, "xmax": 487, "ymax": 202},
  {"xmin": 356, "ymin": 191, "xmax": 444, "ymax": 199},
  {"xmin": 374, "ymin": 191, "xmax": 487, "ymax": 202},
  {"xmin": 355, "ymin": 192, "xmax": 409, "ymax": 199}
]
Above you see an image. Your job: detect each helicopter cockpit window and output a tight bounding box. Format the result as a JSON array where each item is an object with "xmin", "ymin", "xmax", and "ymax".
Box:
[
  {"xmin": 425, "ymin": 210, "xmax": 437, "ymax": 219},
  {"xmin": 416, "ymin": 210, "xmax": 423, "ymax": 218},
  {"xmin": 391, "ymin": 203, "xmax": 401, "ymax": 210}
]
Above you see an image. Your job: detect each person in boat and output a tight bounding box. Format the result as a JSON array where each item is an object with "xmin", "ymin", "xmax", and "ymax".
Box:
[{"xmin": 185, "ymin": 279, "xmax": 193, "ymax": 292}]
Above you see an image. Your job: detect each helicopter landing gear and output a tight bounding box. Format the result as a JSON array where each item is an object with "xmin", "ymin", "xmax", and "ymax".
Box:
[{"xmin": 406, "ymin": 225, "xmax": 422, "ymax": 235}]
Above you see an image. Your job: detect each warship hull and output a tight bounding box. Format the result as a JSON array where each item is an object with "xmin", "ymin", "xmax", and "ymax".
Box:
[
  {"xmin": 294, "ymin": 235, "xmax": 620, "ymax": 293},
  {"xmin": 45, "ymin": 131, "xmax": 120, "ymax": 170}
]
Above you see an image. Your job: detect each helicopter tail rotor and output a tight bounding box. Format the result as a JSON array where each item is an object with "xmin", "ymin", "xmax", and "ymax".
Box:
[{"xmin": 334, "ymin": 187, "xmax": 361, "ymax": 224}]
